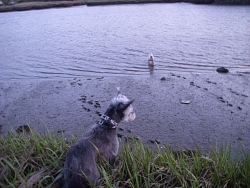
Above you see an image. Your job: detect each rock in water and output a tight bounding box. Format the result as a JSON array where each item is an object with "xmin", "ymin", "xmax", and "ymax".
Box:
[
  {"xmin": 160, "ymin": 77, "xmax": 166, "ymax": 81},
  {"xmin": 216, "ymin": 67, "xmax": 229, "ymax": 73}
]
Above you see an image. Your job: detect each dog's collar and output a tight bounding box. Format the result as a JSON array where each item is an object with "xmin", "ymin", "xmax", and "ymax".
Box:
[{"xmin": 99, "ymin": 115, "xmax": 118, "ymax": 129}]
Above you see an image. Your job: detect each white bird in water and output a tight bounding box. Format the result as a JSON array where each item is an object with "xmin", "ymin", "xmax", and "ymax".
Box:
[{"xmin": 148, "ymin": 53, "xmax": 154, "ymax": 66}]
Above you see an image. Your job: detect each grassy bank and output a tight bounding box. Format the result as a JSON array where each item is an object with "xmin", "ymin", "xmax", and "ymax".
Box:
[
  {"xmin": 85, "ymin": 0, "xmax": 250, "ymax": 6},
  {"xmin": 1, "ymin": 0, "xmax": 249, "ymax": 12},
  {"xmin": 84, "ymin": 0, "xmax": 216, "ymax": 6},
  {"xmin": 0, "ymin": 0, "xmax": 86, "ymax": 12},
  {"xmin": 0, "ymin": 127, "xmax": 249, "ymax": 187}
]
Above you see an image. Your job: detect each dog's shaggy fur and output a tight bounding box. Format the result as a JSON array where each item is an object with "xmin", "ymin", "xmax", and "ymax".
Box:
[{"xmin": 62, "ymin": 92, "xmax": 136, "ymax": 188}]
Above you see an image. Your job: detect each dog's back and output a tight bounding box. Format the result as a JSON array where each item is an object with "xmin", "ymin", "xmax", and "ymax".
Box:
[
  {"xmin": 62, "ymin": 92, "xmax": 135, "ymax": 188},
  {"xmin": 63, "ymin": 138, "xmax": 99, "ymax": 188},
  {"xmin": 63, "ymin": 124, "xmax": 119, "ymax": 188}
]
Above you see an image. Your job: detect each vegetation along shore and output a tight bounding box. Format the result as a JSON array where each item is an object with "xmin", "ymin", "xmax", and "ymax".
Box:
[
  {"xmin": 0, "ymin": 0, "xmax": 86, "ymax": 12},
  {"xmin": 0, "ymin": 127, "xmax": 249, "ymax": 187},
  {"xmin": 0, "ymin": 0, "xmax": 250, "ymax": 12}
]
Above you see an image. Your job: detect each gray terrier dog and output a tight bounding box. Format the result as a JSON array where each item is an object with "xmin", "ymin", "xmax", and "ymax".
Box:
[{"xmin": 62, "ymin": 91, "xmax": 136, "ymax": 188}]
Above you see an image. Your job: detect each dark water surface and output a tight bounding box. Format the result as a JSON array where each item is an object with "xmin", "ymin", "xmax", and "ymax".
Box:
[{"xmin": 0, "ymin": 4, "xmax": 250, "ymax": 80}]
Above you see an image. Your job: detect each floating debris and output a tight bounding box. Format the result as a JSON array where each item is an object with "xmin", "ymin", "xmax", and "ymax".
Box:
[{"xmin": 180, "ymin": 100, "xmax": 191, "ymax": 104}]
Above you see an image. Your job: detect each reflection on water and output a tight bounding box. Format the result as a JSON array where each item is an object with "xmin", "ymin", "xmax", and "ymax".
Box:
[{"xmin": 0, "ymin": 4, "xmax": 250, "ymax": 80}]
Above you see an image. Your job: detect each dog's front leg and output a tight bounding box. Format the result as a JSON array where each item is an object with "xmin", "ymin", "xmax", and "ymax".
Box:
[{"xmin": 109, "ymin": 154, "xmax": 117, "ymax": 167}]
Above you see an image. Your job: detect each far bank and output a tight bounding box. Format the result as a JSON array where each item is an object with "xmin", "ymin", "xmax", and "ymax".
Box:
[
  {"xmin": 0, "ymin": 0, "xmax": 250, "ymax": 12},
  {"xmin": 0, "ymin": 0, "xmax": 86, "ymax": 12}
]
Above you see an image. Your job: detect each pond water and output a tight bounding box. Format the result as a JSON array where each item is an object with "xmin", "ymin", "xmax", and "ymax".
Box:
[{"xmin": 0, "ymin": 4, "xmax": 250, "ymax": 80}]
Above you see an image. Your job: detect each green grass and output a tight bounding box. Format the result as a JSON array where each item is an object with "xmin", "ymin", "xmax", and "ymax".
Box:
[{"xmin": 0, "ymin": 127, "xmax": 249, "ymax": 188}]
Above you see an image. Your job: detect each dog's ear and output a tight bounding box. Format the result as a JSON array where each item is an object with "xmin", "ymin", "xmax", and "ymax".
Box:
[
  {"xmin": 124, "ymin": 99, "xmax": 135, "ymax": 110},
  {"xmin": 128, "ymin": 99, "xmax": 135, "ymax": 105},
  {"xmin": 117, "ymin": 99, "xmax": 134, "ymax": 112}
]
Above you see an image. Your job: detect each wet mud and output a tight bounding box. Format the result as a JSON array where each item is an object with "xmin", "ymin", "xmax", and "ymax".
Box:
[{"xmin": 1, "ymin": 73, "xmax": 250, "ymax": 154}]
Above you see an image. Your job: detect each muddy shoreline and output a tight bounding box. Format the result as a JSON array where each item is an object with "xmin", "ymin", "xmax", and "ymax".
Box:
[{"xmin": 1, "ymin": 73, "xmax": 249, "ymax": 154}]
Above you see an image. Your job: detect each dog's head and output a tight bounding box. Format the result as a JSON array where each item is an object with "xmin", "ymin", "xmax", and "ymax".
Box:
[{"xmin": 105, "ymin": 91, "xmax": 136, "ymax": 124}]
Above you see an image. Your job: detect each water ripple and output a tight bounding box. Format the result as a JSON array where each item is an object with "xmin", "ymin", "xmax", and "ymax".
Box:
[{"xmin": 0, "ymin": 4, "xmax": 250, "ymax": 80}]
